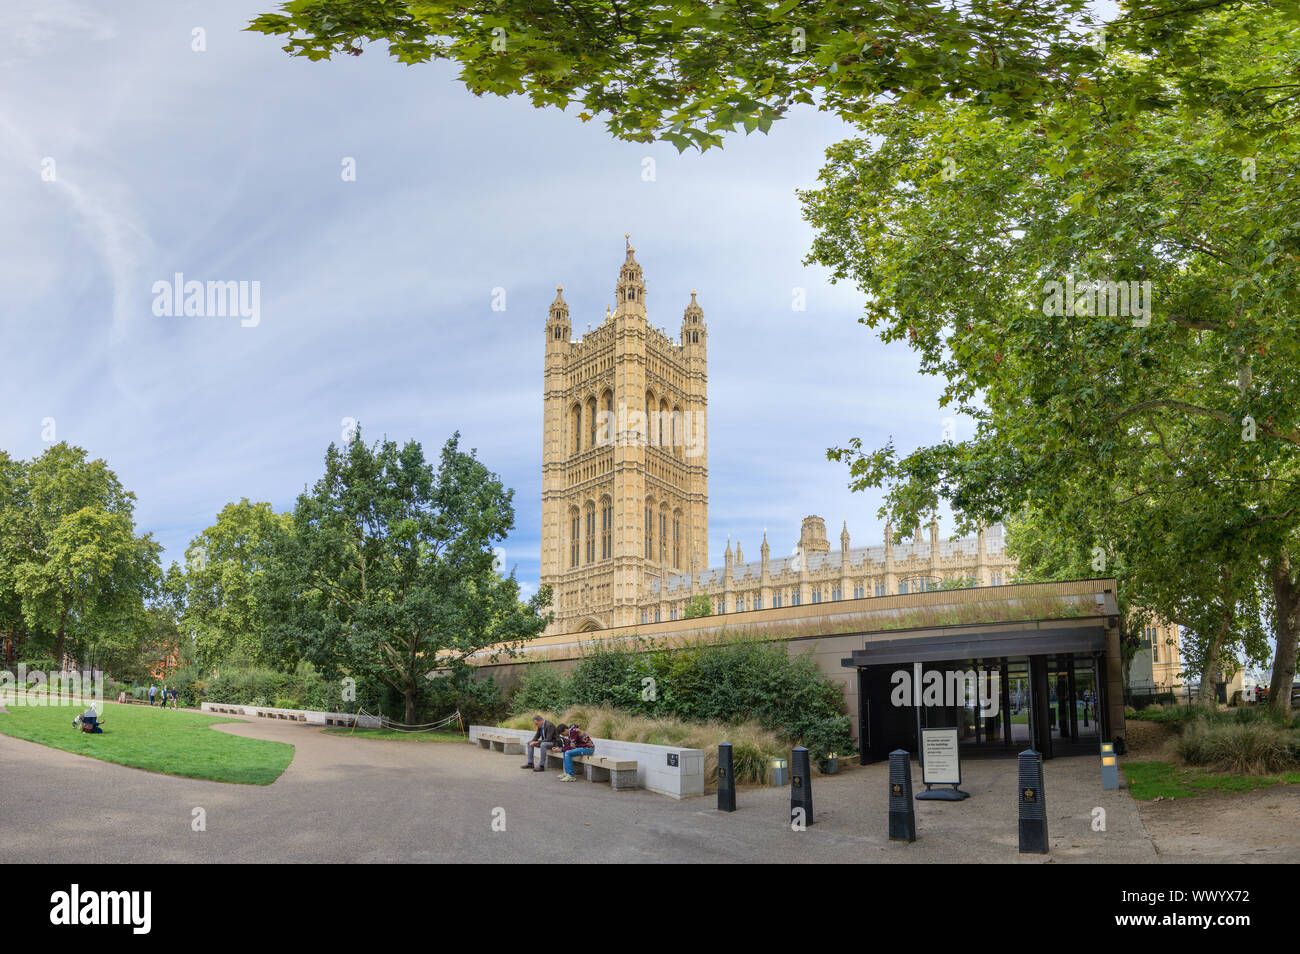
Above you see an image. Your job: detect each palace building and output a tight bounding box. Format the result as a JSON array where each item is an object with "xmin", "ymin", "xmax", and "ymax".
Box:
[
  {"xmin": 540, "ymin": 243, "xmax": 1018, "ymax": 638},
  {"xmin": 513, "ymin": 241, "xmax": 1181, "ymax": 757}
]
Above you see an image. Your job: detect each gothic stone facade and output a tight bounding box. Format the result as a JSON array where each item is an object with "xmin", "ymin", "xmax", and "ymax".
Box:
[
  {"xmin": 541, "ymin": 244, "xmax": 708, "ymax": 634},
  {"xmin": 540, "ymin": 247, "xmax": 1177, "ymax": 689}
]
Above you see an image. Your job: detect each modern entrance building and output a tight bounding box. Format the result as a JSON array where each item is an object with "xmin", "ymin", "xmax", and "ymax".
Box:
[{"xmin": 842, "ymin": 587, "xmax": 1124, "ymax": 762}]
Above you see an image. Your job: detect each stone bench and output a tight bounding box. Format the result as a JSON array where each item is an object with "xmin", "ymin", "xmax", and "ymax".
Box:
[
  {"xmin": 477, "ymin": 731, "xmax": 524, "ymax": 755},
  {"xmin": 255, "ymin": 708, "xmax": 306, "ymax": 722},
  {"xmin": 324, "ymin": 714, "xmax": 358, "ymax": 727},
  {"xmin": 544, "ymin": 748, "xmax": 638, "ymax": 791}
]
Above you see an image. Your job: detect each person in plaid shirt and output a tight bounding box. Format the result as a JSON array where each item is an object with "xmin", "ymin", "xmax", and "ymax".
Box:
[{"xmin": 558, "ymin": 724, "xmax": 594, "ymax": 781}]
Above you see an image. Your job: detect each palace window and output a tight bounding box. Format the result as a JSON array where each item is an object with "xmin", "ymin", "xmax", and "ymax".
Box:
[
  {"xmin": 773, "ymin": 593, "xmax": 782, "ymax": 608},
  {"xmin": 811, "ymin": 587, "xmax": 822, "ymax": 604},
  {"xmin": 672, "ymin": 515, "xmax": 680, "ymax": 568},
  {"xmin": 601, "ymin": 499, "xmax": 612, "ymax": 560},
  {"xmin": 585, "ymin": 505, "xmax": 596, "ymax": 563},
  {"xmin": 716, "ymin": 599, "xmax": 725, "ymax": 614},
  {"xmin": 570, "ymin": 511, "xmax": 580, "ymax": 568},
  {"xmin": 659, "ymin": 509, "xmax": 668, "ymax": 563},
  {"xmin": 754, "ymin": 596, "xmax": 762, "ymax": 610},
  {"xmin": 875, "ymin": 581, "xmax": 886, "ymax": 597},
  {"xmin": 645, "ymin": 502, "xmax": 653, "ymax": 558},
  {"xmin": 831, "ymin": 585, "xmax": 842, "ymax": 601},
  {"xmin": 641, "ymin": 611, "xmax": 648, "ymax": 624},
  {"xmin": 899, "ymin": 581, "xmax": 909, "ymax": 595},
  {"xmin": 670, "ymin": 606, "xmax": 678, "ymax": 621},
  {"xmin": 853, "ymin": 583, "xmax": 864, "ymax": 599},
  {"xmin": 654, "ymin": 608, "xmax": 660, "ymax": 622},
  {"xmin": 791, "ymin": 591, "xmax": 801, "ymax": 607}
]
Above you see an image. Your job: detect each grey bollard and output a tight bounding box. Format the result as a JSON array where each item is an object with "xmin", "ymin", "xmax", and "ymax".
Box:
[
  {"xmin": 717, "ymin": 742, "xmax": 737, "ymax": 812},
  {"xmin": 790, "ymin": 746, "xmax": 814, "ymax": 827},
  {"xmin": 888, "ymin": 749, "xmax": 916, "ymax": 842},
  {"xmin": 1100, "ymin": 741, "xmax": 1120, "ymax": 790},
  {"xmin": 1018, "ymin": 748, "xmax": 1048, "ymax": 854}
]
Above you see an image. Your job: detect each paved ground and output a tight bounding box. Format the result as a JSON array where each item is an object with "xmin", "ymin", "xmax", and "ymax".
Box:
[{"xmin": 0, "ymin": 705, "xmax": 1167, "ymax": 864}]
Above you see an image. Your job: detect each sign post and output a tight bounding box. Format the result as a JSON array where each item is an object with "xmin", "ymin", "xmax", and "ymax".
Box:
[{"xmin": 915, "ymin": 727, "xmax": 970, "ymax": 801}]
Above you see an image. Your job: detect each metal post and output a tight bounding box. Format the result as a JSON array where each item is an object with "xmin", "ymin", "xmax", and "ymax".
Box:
[
  {"xmin": 717, "ymin": 742, "xmax": 737, "ymax": 812},
  {"xmin": 1018, "ymin": 748, "xmax": 1048, "ymax": 854},
  {"xmin": 1100, "ymin": 741, "xmax": 1120, "ymax": 790},
  {"xmin": 888, "ymin": 749, "xmax": 916, "ymax": 842},
  {"xmin": 790, "ymin": 746, "xmax": 814, "ymax": 827}
]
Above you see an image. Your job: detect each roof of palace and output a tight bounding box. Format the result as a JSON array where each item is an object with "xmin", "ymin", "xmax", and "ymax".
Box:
[{"xmin": 649, "ymin": 524, "xmax": 1007, "ymax": 596}]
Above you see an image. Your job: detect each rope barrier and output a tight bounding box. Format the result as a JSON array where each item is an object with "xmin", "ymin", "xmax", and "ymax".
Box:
[{"xmin": 348, "ymin": 707, "xmax": 463, "ymax": 733}]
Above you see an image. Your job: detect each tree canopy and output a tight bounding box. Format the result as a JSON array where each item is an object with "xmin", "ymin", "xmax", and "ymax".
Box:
[
  {"xmin": 260, "ymin": 429, "xmax": 552, "ymax": 724},
  {"xmin": 248, "ymin": 0, "xmax": 1297, "ymax": 151}
]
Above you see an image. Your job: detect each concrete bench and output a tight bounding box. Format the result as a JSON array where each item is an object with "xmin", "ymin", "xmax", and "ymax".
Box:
[
  {"xmin": 544, "ymin": 749, "xmax": 638, "ymax": 791},
  {"xmin": 324, "ymin": 714, "xmax": 357, "ymax": 727},
  {"xmin": 477, "ymin": 731, "xmax": 524, "ymax": 755}
]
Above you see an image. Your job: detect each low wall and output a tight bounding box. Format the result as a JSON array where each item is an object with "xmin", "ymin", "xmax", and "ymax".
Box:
[
  {"xmin": 469, "ymin": 725, "xmax": 705, "ymax": 799},
  {"xmin": 201, "ymin": 702, "xmax": 381, "ymax": 728}
]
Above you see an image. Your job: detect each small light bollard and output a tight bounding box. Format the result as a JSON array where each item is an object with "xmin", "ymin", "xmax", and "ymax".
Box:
[
  {"xmin": 888, "ymin": 749, "xmax": 916, "ymax": 842},
  {"xmin": 790, "ymin": 746, "xmax": 814, "ymax": 827},
  {"xmin": 717, "ymin": 742, "xmax": 737, "ymax": 812},
  {"xmin": 1018, "ymin": 748, "xmax": 1048, "ymax": 854},
  {"xmin": 770, "ymin": 756, "xmax": 789, "ymax": 787},
  {"xmin": 1100, "ymin": 741, "xmax": 1120, "ymax": 790}
]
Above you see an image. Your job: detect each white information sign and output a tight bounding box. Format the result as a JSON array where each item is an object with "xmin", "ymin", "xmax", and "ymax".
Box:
[{"xmin": 921, "ymin": 727, "xmax": 961, "ymax": 785}]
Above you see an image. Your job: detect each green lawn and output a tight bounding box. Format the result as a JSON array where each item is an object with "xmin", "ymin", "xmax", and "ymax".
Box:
[
  {"xmin": 0, "ymin": 701, "xmax": 294, "ymax": 785},
  {"xmin": 321, "ymin": 727, "xmax": 466, "ymax": 743},
  {"xmin": 1122, "ymin": 760, "xmax": 1300, "ymax": 800}
]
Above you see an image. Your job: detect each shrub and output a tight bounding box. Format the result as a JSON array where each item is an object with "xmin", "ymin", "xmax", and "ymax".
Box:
[
  {"xmin": 510, "ymin": 664, "xmax": 574, "ymax": 714},
  {"xmin": 508, "ymin": 636, "xmax": 856, "ymax": 760},
  {"xmin": 503, "ymin": 703, "xmax": 789, "ymax": 784},
  {"xmin": 1175, "ymin": 718, "xmax": 1298, "ymax": 775}
]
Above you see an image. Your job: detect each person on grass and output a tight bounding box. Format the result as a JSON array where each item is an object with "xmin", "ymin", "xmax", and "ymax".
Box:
[
  {"xmin": 558, "ymin": 723, "xmax": 595, "ymax": 782},
  {"xmin": 521, "ymin": 715, "xmax": 559, "ymax": 772}
]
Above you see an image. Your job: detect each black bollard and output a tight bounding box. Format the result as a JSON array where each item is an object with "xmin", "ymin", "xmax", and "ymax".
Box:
[
  {"xmin": 888, "ymin": 749, "xmax": 916, "ymax": 842},
  {"xmin": 717, "ymin": 742, "xmax": 737, "ymax": 812},
  {"xmin": 1017, "ymin": 748, "xmax": 1048, "ymax": 854},
  {"xmin": 790, "ymin": 746, "xmax": 814, "ymax": 827}
]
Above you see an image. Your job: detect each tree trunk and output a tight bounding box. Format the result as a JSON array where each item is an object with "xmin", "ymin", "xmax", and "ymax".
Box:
[
  {"xmin": 1269, "ymin": 551, "xmax": 1299, "ymax": 717},
  {"xmin": 404, "ymin": 686, "xmax": 418, "ymax": 727},
  {"xmin": 1197, "ymin": 589, "xmax": 1232, "ymax": 707}
]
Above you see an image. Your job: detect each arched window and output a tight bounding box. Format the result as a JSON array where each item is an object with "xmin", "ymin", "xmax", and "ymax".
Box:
[
  {"xmin": 586, "ymin": 397, "xmax": 597, "ymax": 451},
  {"xmin": 600, "ymin": 390, "xmax": 613, "ymax": 446},
  {"xmin": 601, "ymin": 497, "xmax": 613, "ymax": 560},
  {"xmin": 672, "ymin": 405, "xmax": 683, "ymax": 458},
  {"xmin": 645, "ymin": 391, "xmax": 656, "ymax": 446},
  {"xmin": 569, "ymin": 509, "xmax": 580, "ymax": 568},
  {"xmin": 659, "ymin": 504, "xmax": 668, "ymax": 563},
  {"xmin": 571, "ymin": 404, "xmax": 582, "ymax": 454},
  {"xmin": 672, "ymin": 511, "xmax": 681, "ymax": 569},
  {"xmin": 585, "ymin": 502, "xmax": 596, "ymax": 563},
  {"xmin": 644, "ymin": 498, "xmax": 654, "ymax": 559},
  {"xmin": 659, "ymin": 399, "xmax": 670, "ymax": 452}
]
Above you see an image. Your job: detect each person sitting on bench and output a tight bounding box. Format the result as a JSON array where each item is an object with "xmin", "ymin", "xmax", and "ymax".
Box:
[
  {"xmin": 521, "ymin": 715, "xmax": 559, "ymax": 773},
  {"xmin": 558, "ymin": 723, "xmax": 594, "ymax": 782}
]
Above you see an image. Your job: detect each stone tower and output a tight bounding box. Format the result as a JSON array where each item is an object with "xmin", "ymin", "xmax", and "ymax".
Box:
[{"xmin": 541, "ymin": 240, "xmax": 708, "ymax": 634}]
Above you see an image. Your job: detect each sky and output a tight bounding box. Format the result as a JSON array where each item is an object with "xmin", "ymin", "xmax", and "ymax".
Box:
[{"xmin": 0, "ymin": 0, "xmax": 970, "ymax": 600}]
